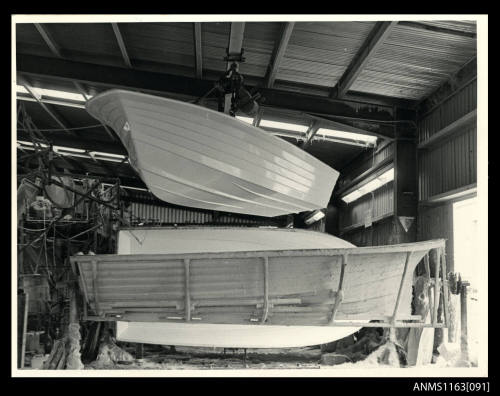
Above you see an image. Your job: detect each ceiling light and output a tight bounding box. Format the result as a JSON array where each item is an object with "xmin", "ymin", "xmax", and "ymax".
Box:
[
  {"xmin": 341, "ymin": 167, "xmax": 394, "ymax": 204},
  {"xmin": 304, "ymin": 209, "xmax": 325, "ymax": 225},
  {"xmin": 16, "ymin": 85, "xmax": 86, "ymax": 103},
  {"xmin": 316, "ymin": 128, "xmax": 377, "ymax": 145},
  {"xmin": 236, "ymin": 116, "xmax": 254, "ymax": 124},
  {"xmin": 259, "ymin": 119, "xmax": 309, "ymax": 133}
]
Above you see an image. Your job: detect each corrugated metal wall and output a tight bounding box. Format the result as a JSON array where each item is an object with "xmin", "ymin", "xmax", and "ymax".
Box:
[
  {"xmin": 339, "ymin": 181, "xmax": 394, "ymax": 231},
  {"xmin": 418, "ymin": 79, "xmax": 476, "ymax": 143},
  {"xmin": 342, "ymin": 216, "xmax": 397, "ymax": 247},
  {"xmin": 417, "ymin": 79, "xmax": 477, "ymax": 201},
  {"xmin": 417, "ymin": 203, "xmax": 454, "ymax": 272},
  {"xmin": 337, "ymin": 142, "xmax": 394, "ymax": 188}
]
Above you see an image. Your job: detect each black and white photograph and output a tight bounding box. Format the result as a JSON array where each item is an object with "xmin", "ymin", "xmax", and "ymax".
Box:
[{"xmin": 12, "ymin": 14, "xmax": 488, "ymax": 378}]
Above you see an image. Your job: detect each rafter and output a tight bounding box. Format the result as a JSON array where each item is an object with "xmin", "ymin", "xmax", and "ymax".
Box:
[
  {"xmin": 17, "ymin": 75, "xmax": 76, "ymax": 136},
  {"xmin": 194, "ymin": 23, "xmax": 203, "ymax": 79},
  {"xmin": 17, "ymin": 54, "xmax": 410, "ymax": 139},
  {"xmin": 111, "ymin": 23, "xmax": 132, "ymax": 68},
  {"xmin": 332, "ymin": 21, "xmax": 398, "ymax": 98},
  {"xmin": 34, "ymin": 23, "xmax": 62, "ymax": 58},
  {"xmin": 265, "ymin": 22, "xmax": 295, "ymax": 88}
]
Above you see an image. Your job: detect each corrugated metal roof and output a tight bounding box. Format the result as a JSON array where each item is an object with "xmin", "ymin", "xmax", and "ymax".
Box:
[
  {"xmin": 119, "ymin": 23, "xmax": 195, "ymax": 69},
  {"xmin": 276, "ymin": 22, "xmax": 377, "ymax": 87},
  {"xmin": 16, "ymin": 24, "xmax": 55, "ymax": 58},
  {"xmin": 17, "ymin": 21, "xmax": 477, "ymax": 102},
  {"xmin": 417, "ymin": 20, "xmax": 476, "ymax": 34},
  {"xmin": 350, "ymin": 23, "xmax": 476, "ymax": 100}
]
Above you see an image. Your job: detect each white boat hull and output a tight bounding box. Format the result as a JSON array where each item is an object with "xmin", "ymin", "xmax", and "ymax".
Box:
[
  {"xmin": 86, "ymin": 90, "xmax": 339, "ymax": 217},
  {"xmin": 116, "ymin": 321, "xmax": 363, "ymax": 349}
]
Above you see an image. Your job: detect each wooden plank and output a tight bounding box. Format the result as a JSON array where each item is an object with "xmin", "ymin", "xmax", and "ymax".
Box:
[
  {"xmin": 432, "ymin": 249, "xmax": 440, "ymax": 325},
  {"xmin": 391, "ymin": 251, "xmax": 412, "ymax": 324},
  {"xmin": 441, "ymin": 247, "xmax": 451, "ymax": 331},
  {"xmin": 19, "ymin": 293, "xmax": 29, "ymax": 369},
  {"xmin": 329, "ymin": 254, "xmax": 347, "ymax": 324},
  {"xmin": 184, "ymin": 258, "xmax": 191, "ymax": 321},
  {"xmin": 261, "ymin": 257, "xmax": 269, "ymax": 324}
]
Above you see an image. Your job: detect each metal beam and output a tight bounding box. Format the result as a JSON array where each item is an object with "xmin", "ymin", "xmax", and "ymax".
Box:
[
  {"xmin": 111, "ymin": 23, "xmax": 132, "ymax": 68},
  {"xmin": 228, "ymin": 22, "xmax": 245, "ymax": 56},
  {"xmin": 398, "ymin": 21, "xmax": 476, "ymax": 39},
  {"xmin": 333, "ymin": 21, "xmax": 397, "ymax": 98},
  {"xmin": 18, "ymin": 77, "xmax": 75, "ymax": 136},
  {"xmin": 266, "ymin": 22, "xmax": 295, "ymax": 88},
  {"xmin": 72, "ymin": 81, "xmax": 117, "ymax": 141},
  {"xmin": 34, "ymin": 23, "xmax": 62, "ymax": 58},
  {"xmin": 194, "ymin": 23, "xmax": 203, "ymax": 79},
  {"xmin": 300, "ymin": 120, "xmax": 320, "ymax": 149},
  {"xmin": 18, "ymin": 54, "xmax": 407, "ymax": 129}
]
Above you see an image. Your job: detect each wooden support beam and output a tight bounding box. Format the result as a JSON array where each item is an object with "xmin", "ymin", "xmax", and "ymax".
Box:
[
  {"xmin": 111, "ymin": 23, "xmax": 132, "ymax": 68},
  {"xmin": 261, "ymin": 257, "xmax": 270, "ymax": 324},
  {"xmin": 333, "ymin": 21, "xmax": 397, "ymax": 98},
  {"xmin": 329, "ymin": 254, "xmax": 348, "ymax": 324},
  {"xmin": 432, "ymin": 249, "xmax": 440, "ymax": 325},
  {"xmin": 184, "ymin": 258, "xmax": 191, "ymax": 321},
  {"xmin": 440, "ymin": 247, "xmax": 451, "ymax": 333},
  {"xmin": 34, "ymin": 23, "xmax": 62, "ymax": 58},
  {"xmin": 194, "ymin": 23, "xmax": 203, "ymax": 79},
  {"xmin": 91, "ymin": 260, "xmax": 100, "ymax": 316},
  {"xmin": 391, "ymin": 251, "xmax": 412, "ymax": 324},
  {"xmin": 265, "ymin": 22, "xmax": 295, "ymax": 88}
]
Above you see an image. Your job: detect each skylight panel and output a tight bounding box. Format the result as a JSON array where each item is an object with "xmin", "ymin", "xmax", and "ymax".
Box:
[
  {"xmin": 316, "ymin": 128, "xmax": 377, "ymax": 145},
  {"xmin": 259, "ymin": 119, "xmax": 309, "ymax": 133}
]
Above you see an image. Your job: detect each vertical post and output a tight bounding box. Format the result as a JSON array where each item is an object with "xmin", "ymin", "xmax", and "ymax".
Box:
[
  {"xmin": 20, "ymin": 292, "xmax": 29, "ymax": 369},
  {"xmin": 329, "ymin": 254, "xmax": 347, "ymax": 324},
  {"xmin": 440, "ymin": 247, "xmax": 451, "ymax": 334},
  {"xmin": 91, "ymin": 260, "xmax": 100, "ymax": 316},
  {"xmin": 460, "ymin": 281, "xmax": 470, "ymax": 362},
  {"xmin": 391, "ymin": 251, "xmax": 412, "ymax": 325},
  {"xmin": 432, "ymin": 248, "xmax": 440, "ymax": 325},
  {"xmin": 69, "ymin": 285, "xmax": 78, "ymax": 324},
  {"xmin": 184, "ymin": 259, "xmax": 191, "ymax": 322},
  {"xmin": 261, "ymin": 256, "xmax": 269, "ymax": 324},
  {"xmin": 136, "ymin": 343, "xmax": 144, "ymax": 359}
]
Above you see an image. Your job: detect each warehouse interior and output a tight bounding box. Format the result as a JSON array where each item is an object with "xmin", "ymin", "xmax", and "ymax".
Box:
[{"xmin": 15, "ymin": 17, "xmax": 484, "ymax": 372}]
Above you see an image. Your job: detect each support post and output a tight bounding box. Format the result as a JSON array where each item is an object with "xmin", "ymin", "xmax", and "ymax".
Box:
[
  {"xmin": 136, "ymin": 343, "xmax": 144, "ymax": 359},
  {"xmin": 261, "ymin": 256, "xmax": 269, "ymax": 324},
  {"xmin": 329, "ymin": 254, "xmax": 347, "ymax": 324},
  {"xmin": 391, "ymin": 251, "xmax": 412, "ymax": 325},
  {"xmin": 440, "ymin": 247, "xmax": 451, "ymax": 337},
  {"xmin": 460, "ymin": 281, "xmax": 470, "ymax": 362},
  {"xmin": 184, "ymin": 259, "xmax": 191, "ymax": 322},
  {"xmin": 432, "ymin": 248, "xmax": 440, "ymax": 325}
]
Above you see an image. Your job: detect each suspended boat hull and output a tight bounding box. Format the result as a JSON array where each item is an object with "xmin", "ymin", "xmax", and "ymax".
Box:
[
  {"xmin": 71, "ymin": 227, "xmax": 445, "ymax": 348},
  {"xmin": 86, "ymin": 90, "xmax": 339, "ymax": 217}
]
